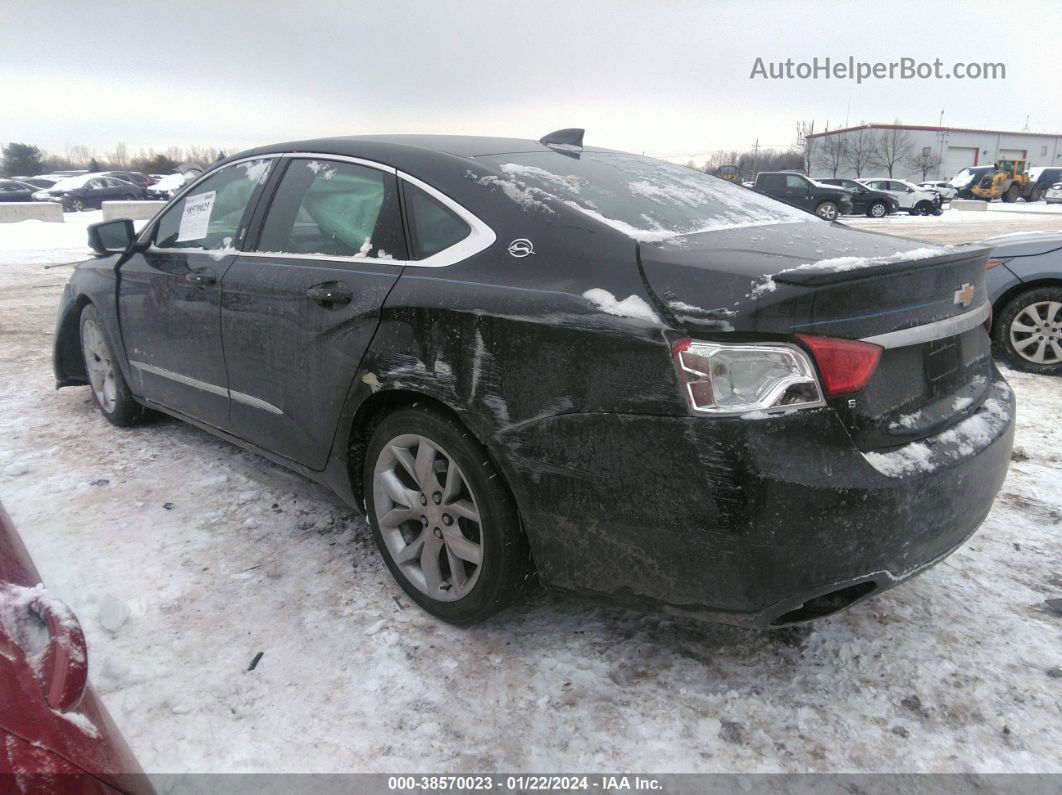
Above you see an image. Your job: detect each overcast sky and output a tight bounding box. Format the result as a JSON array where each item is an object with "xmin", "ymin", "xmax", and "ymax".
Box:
[{"xmin": 4, "ymin": 0, "xmax": 1061, "ymax": 161}]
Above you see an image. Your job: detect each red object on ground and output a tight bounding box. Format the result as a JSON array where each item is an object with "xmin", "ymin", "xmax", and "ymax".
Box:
[{"xmin": 0, "ymin": 502, "xmax": 154, "ymax": 794}]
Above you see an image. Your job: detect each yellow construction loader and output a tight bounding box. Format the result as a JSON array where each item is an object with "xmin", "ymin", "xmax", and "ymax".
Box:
[{"xmin": 971, "ymin": 159, "xmax": 1043, "ymax": 202}]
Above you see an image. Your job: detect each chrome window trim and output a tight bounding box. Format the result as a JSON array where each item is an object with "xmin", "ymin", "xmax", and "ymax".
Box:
[
  {"xmin": 860, "ymin": 302, "xmax": 990, "ymax": 349},
  {"xmin": 144, "ymin": 152, "xmax": 497, "ymax": 268},
  {"xmin": 129, "ymin": 360, "xmax": 283, "ymax": 415},
  {"xmin": 396, "ymin": 170, "xmax": 497, "ymax": 268}
]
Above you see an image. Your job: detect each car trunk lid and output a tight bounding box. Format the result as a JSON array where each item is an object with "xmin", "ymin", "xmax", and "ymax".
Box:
[{"xmin": 639, "ymin": 221, "xmax": 995, "ymax": 449}]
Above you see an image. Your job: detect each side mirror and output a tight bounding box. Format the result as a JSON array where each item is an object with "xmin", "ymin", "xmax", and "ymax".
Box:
[{"xmin": 88, "ymin": 219, "xmax": 136, "ymax": 256}]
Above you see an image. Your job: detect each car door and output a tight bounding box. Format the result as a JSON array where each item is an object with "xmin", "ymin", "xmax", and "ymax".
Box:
[
  {"xmin": 841, "ymin": 180, "xmax": 868, "ymax": 212},
  {"xmin": 784, "ymin": 174, "xmax": 814, "ymax": 211},
  {"xmin": 221, "ymin": 155, "xmax": 408, "ymax": 468},
  {"xmin": 117, "ymin": 157, "xmax": 276, "ymax": 428}
]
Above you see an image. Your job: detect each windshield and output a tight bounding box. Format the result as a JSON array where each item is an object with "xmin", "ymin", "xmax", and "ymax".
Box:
[{"xmin": 475, "ymin": 151, "xmax": 814, "ymax": 240}]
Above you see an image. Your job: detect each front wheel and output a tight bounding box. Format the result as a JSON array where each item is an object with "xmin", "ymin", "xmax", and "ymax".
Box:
[
  {"xmin": 866, "ymin": 201, "xmax": 888, "ymax": 218},
  {"xmin": 68, "ymin": 197, "xmax": 85, "ymax": 212},
  {"xmin": 79, "ymin": 305, "xmax": 148, "ymax": 426},
  {"xmin": 364, "ymin": 404, "xmax": 532, "ymax": 624},
  {"xmin": 994, "ymin": 287, "xmax": 1062, "ymax": 374},
  {"xmin": 815, "ymin": 201, "xmax": 839, "ymax": 221}
]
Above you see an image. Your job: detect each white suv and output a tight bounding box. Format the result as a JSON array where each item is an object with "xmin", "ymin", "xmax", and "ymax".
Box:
[
  {"xmin": 858, "ymin": 178, "xmax": 945, "ymax": 215},
  {"xmin": 1046, "ymin": 181, "xmax": 1062, "ymax": 204}
]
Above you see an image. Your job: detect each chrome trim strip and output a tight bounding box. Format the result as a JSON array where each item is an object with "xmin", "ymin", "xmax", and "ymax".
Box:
[
  {"xmin": 280, "ymin": 152, "xmax": 399, "ymax": 175},
  {"xmin": 129, "ymin": 360, "xmax": 283, "ymax": 415},
  {"xmin": 396, "ymin": 170, "xmax": 497, "ymax": 268},
  {"xmin": 230, "ymin": 389, "xmax": 283, "ymax": 415},
  {"xmin": 860, "ymin": 302, "xmax": 990, "ymax": 349},
  {"xmin": 129, "ymin": 360, "xmax": 228, "ymax": 398}
]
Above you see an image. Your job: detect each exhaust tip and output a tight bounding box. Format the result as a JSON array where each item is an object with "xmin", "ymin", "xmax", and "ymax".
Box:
[{"xmin": 770, "ymin": 581, "xmax": 877, "ymax": 626}]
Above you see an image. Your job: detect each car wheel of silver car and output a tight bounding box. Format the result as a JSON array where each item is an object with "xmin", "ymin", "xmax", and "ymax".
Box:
[
  {"xmin": 867, "ymin": 201, "xmax": 887, "ymax": 218},
  {"xmin": 995, "ymin": 287, "xmax": 1062, "ymax": 375},
  {"xmin": 364, "ymin": 403, "xmax": 532, "ymax": 624},
  {"xmin": 815, "ymin": 201, "xmax": 838, "ymax": 221},
  {"xmin": 79, "ymin": 305, "xmax": 148, "ymax": 426}
]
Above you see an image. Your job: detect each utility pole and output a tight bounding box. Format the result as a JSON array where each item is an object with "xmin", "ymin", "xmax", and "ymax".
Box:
[{"xmin": 751, "ymin": 138, "xmax": 760, "ymax": 177}]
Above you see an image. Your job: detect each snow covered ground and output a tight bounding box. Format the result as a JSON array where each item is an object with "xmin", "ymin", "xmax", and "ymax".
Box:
[
  {"xmin": 0, "ymin": 213, "xmax": 1059, "ymax": 774},
  {"xmin": 844, "ymin": 202, "xmax": 1062, "ymax": 245}
]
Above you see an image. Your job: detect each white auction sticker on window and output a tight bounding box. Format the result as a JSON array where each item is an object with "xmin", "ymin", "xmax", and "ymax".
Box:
[{"xmin": 176, "ymin": 191, "xmax": 215, "ymax": 242}]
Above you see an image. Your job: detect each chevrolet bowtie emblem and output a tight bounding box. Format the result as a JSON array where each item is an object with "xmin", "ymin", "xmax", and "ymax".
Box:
[{"xmin": 954, "ymin": 283, "xmax": 975, "ymax": 307}]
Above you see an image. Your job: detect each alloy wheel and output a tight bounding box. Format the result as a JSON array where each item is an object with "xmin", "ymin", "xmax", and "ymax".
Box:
[
  {"xmin": 373, "ymin": 434, "xmax": 484, "ymax": 602},
  {"xmin": 1009, "ymin": 301, "xmax": 1062, "ymax": 365},
  {"xmin": 870, "ymin": 202, "xmax": 886, "ymax": 218},
  {"xmin": 81, "ymin": 316, "xmax": 118, "ymax": 413},
  {"xmin": 817, "ymin": 203, "xmax": 838, "ymax": 221}
]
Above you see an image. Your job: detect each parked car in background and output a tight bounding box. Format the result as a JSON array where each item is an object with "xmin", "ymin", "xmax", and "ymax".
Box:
[
  {"xmin": 144, "ymin": 172, "xmax": 191, "ymax": 201},
  {"xmin": 53, "ymin": 132, "xmax": 1013, "ymax": 628},
  {"xmin": 0, "ymin": 179, "xmax": 39, "ymax": 202},
  {"xmin": 1028, "ymin": 167, "xmax": 1062, "ymax": 198},
  {"xmin": 1045, "ymin": 181, "xmax": 1062, "ymax": 204},
  {"xmin": 815, "ymin": 177, "xmax": 899, "ymax": 217},
  {"xmin": 13, "ymin": 176, "xmax": 59, "ymax": 189},
  {"xmin": 101, "ymin": 171, "xmax": 153, "ymax": 188},
  {"xmin": 0, "ymin": 503, "xmax": 154, "ymax": 792},
  {"xmin": 753, "ymin": 171, "xmax": 852, "ymax": 219},
  {"xmin": 949, "ymin": 165, "xmax": 997, "ymax": 199},
  {"xmin": 859, "ymin": 178, "xmax": 945, "ymax": 215},
  {"xmin": 32, "ymin": 174, "xmax": 144, "ymax": 211},
  {"xmin": 984, "ymin": 232, "xmax": 1062, "ymax": 374},
  {"xmin": 917, "ymin": 181, "xmax": 958, "ymax": 200}
]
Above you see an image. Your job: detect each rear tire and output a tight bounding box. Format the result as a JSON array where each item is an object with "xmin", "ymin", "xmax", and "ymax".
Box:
[
  {"xmin": 364, "ymin": 403, "xmax": 532, "ymax": 624},
  {"xmin": 79, "ymin": 305, "xmax": 149, "ymax": 426},
  {"xmin": 69, "ymin": 197, "xmax": 85, "ymax": 212},
  {"xmin": 866, "ymin": 201, "xmax": 887, "ymax": 218},
  {"xmin": 815, "ymin": 201, "xmax": 839, "ymax": 221},
  {"xmin": 993, "ymin": 286, "xmax": 1062, "ymax": 375}
]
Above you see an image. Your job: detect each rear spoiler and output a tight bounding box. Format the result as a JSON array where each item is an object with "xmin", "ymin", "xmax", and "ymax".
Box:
[{"xmin": 774, "ymin": 246, "xmax": 992, "ymax": 287}]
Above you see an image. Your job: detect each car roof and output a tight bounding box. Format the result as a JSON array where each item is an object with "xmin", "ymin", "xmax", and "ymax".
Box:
[{"xmin": 227, "ymin": 134, "xmax": 618, "ymax": 170}]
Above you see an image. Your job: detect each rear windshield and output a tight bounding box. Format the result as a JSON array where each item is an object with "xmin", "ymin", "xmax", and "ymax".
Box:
[{"xmin": 475, "ymin": 151, "xmax": 813, "ymax": 240}]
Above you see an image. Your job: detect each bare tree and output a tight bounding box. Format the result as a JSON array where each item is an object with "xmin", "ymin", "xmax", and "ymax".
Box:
[
  {"xmin": 111, "ymin": 142, "xmax": 129, "ymax": 168},
  {"xmin": 844, "ymin": 127, "xmax": 878, "ymax": 177},
  {"xmin": 817, "ymin": 135, "xmax": 847, "ymax": 178},
  {"xmin": 906, "ymin": 147, "xmax": 942, "ymax": 180},
  {"xmin": 872, "ymin": 126, "xmax": 915, "ymax": 177},
  {"xmin": 796, "ymin": 120, "xmax": 816, "ymax": 175}
]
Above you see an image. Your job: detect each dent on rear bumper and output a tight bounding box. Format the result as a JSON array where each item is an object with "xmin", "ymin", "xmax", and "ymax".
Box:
[{"xmin": 493, "ymin": 371, "xmax": 1014, "ymax": 625}]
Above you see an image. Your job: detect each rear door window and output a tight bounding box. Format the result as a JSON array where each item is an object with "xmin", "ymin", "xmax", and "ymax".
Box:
[
  {"xmin": 404, "ymin": 184, "xmax": 470, "ymax": 259},
  {"xmin": 254, "ymin": 159, "xmax": 405, "ymax": 259},
  {"xmin": 154, "ymin": 159, "xmax": 273, "ymax": 250}
]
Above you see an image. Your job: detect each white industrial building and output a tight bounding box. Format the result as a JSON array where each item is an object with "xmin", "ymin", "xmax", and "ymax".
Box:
[{"xmin": 807, "ymin": 123, "xmax": 1062, "ymax": 181}]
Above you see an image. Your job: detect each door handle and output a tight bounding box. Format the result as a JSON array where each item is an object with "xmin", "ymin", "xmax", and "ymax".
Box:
[
  {"xmin": 185, "ymin": 269, "xmax": 217, "ymax": 287},
  {"xmin": 306, "ymin": 282, "xmax": 353, "ymax": 306}
]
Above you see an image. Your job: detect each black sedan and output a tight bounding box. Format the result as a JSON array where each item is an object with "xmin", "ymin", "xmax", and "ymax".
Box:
[
  {"xmin": 32, "ymin": 174, "xmax": 144, "ymax": 211},
  {"xmin": 0, "ymin": 178, "xmax": 38, "ymax": 202},
  {"xmin": 52, "ymin": 131, "xmax": 1014, "ymax": 627},
  {"xmin": 815, "ymin": 177, "xmax": 900, "ymax": 217}
]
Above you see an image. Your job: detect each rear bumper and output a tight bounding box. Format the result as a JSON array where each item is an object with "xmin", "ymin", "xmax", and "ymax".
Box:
[{"xmin": 496, "ymin": 369, "xmax": 1014, "ymax": 626}]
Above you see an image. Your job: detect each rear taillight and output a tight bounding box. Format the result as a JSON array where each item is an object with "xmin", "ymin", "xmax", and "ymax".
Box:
[
  {"xmin": 795, "ymin": 334, "xmax": 882, "ymax": 396},
  {"xmin": 671, "ymin": 338, "xmax": 825, "ymax": 415}
]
